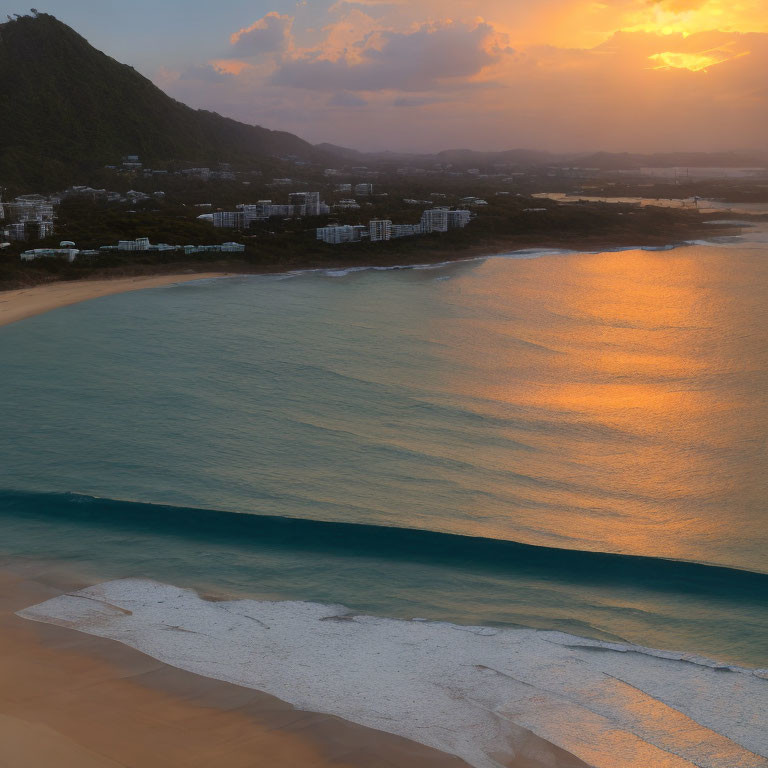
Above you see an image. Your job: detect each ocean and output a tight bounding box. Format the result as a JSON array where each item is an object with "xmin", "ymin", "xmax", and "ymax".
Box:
[{"xmin": 2, "ymin": 222, "xmax": 768, "ymax": 767}]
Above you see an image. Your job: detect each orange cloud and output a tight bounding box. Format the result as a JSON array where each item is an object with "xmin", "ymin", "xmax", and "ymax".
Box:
[
  {"xmin": 160, "ymin": 0, "xmax": 768, "ymax": 153},
  {"xmin": 622, "ymin": 0, "xmax": 768, "ymax": 37},
  {"xmin": 648, "ymin": 46, "xmax": 749, "ymax": 70},
  {"xmin": 209, "ymin": 59, "xmax": 254, "ymax": 76},
  {"xmin": 230, "ymin": 12, "xmax": 293, "ymax": 55}
]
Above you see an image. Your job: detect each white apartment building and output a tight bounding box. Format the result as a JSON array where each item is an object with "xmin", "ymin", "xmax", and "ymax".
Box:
[
  {"xmin": 369, "ymin": 219, "xmax": 392, "ymax": 242},
  {"xmin": 213, "ymin": 211, "xmax": 246, "ymax": 228},
  {"xmin": 118, "ymin": 237, "xmax": 151, "ymax": 251},
  {"xmin": 446, "ymin": 209, "xmax": 471, "ymax": 228},
  {"xmin": 354, "ymin": 183, "xmax": 374, "ymax": 195},
  {"xmin": 21, "ymin": 248, "xmax": 79, "ymax": 262},
  {"xmin": 420, "ymin": 208, "xmax": 449, "ymax": 233},
  {"xmin": 116, "ymin": 238, "xmax": 178, "ymax": 252}
]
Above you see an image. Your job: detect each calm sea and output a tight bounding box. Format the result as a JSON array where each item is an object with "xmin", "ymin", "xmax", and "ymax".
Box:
[{"xmin": 2, "ymin": 229, "xmax": 767, "ymax": 670}]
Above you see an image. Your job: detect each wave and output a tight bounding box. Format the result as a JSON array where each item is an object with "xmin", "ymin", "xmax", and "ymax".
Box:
[
  {"xmin": 243, "ymin": 240, "xmax": 706, "ymax": 283},
  {"xmin": 19, "ymin": 577, "xmax": 768, "ymax": 768},
  {"xmin": 2, "ymin": 489, "xmax": 767, "ymax": 604}
]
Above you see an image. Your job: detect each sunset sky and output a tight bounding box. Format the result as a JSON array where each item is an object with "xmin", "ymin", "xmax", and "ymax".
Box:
[{"xmin": 22, "ymin": 0, "xmax": 768, "ymax": 152}]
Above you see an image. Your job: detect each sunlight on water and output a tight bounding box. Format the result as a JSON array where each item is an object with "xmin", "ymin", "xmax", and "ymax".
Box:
[{"xmin": 1, "ymin": 237, "xmax": 767, "ymax": 669}]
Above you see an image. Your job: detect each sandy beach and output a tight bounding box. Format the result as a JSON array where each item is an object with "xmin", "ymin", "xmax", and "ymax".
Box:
[
  {"xmin": 0, "ymin": 560, "xmax": 588, "ymax": 768},
  {"xmin": 0, "ymin": 273, "xmax": 230, "ymax": 328},
  {"xmin": 0, "ymin": 562, "xmax": 469, "ymax": 768}
]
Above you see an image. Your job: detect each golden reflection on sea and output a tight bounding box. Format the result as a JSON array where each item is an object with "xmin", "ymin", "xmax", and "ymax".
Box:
[{"xmin": 421, "ymin": 246, "xmax": 768, "ymax": 569}]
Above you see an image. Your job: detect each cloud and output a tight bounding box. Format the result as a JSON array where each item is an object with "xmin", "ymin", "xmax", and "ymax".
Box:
[
  {"xmin": 159, "ymin": 1, "xmax": 768, "ymax": 154},
  {"xmin": 328, "ymin": 91, "xmax": 368, "ymax": 106},
  {"xmin": 208, "ymin": 59, "xmax": 255, "ymax": 76},
  {"xmin": 271, "ymin": 20, "xmax": 510, "ymax": 91},
  {"xmin": 230, "ymin": 12, "xmax": 293, "ymax": 56},
  {"xmin": 393, "ymin": 96, "xmax": 442, "ymax": 107},
  {"xmin": 649, "ymin": 47, "xmax": 749, "ymax": 71}
]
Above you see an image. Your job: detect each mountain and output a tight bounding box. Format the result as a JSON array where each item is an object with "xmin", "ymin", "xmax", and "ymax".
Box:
[{"xmin": 0, "ymin": 13, "xmax": 317, "ymax": 189}]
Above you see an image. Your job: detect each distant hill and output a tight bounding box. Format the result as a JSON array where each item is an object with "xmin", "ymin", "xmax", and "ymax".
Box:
[{"xmin": 0, "ymin": 13, "xmax": 318, "ymax": 189}]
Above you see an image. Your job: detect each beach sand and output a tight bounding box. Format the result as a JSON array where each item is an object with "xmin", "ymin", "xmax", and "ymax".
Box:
[
  {"xmin": 0, "ymin": 561, "xmax": 586, "ymax": 768},
  {"xmin": 0, "ymin": 273, "xmax": 229, "ymax": 328}
]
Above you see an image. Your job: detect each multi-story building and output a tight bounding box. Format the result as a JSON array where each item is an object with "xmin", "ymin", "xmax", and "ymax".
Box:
[
  {"xmin": 213, "ymin": 211, "xmax": 246, "ymax": 228},
  {"xmin": 5, "ymin": 223, "xmax": 27, "ymax": 241},
  {"xmin": 335, "ymin": 183, "xmax": 352, "ymax": 193},
  {"xmin": 420, "ymin": 208, "xmax": 449, "ymax": 233},
  {"xmin": 316, "ymin": 225, "xmax": 368, "ymax": 244},
  {"xmin": 337, "ymin": 199, "xmax": 361, "ymax": 210},
  {"xmin": 355, "ymin": 183, "xmax": 374, "ymax": 196},
  {"xmin": 446, "ymin": 209, "xmax": 471, "ymax": 228},
  {"xmin": 289, "ymin": 191, "xmax": 321, "ymax": 216},
  {"xmin": 38, "ymin": 221, "xmax": 55, "ymax": 239},
  {"xmin": 369, "ymin": 219, "xmax": 392, "ymax": 242}
]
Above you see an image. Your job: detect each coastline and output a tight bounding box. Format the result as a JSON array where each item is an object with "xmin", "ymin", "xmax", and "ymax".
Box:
[
  {"xmin": 13, "ymin": 567, "xmax": 768, "ymax": 768},
  {"xmin": 0, "ymin": 272, "xmax": 230, "ymax": 328},
  {"xmin": 0, "ymin": 559, "xmax": 585, "ymax": 768},
  {"xmin": 0, "ymin": 225, "xmax": 734, "ymax": 328}
]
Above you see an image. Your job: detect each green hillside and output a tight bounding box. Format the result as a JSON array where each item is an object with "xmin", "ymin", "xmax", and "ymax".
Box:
[{"xmin": 0, "ymin": 12, "xmax": 317, "ymax": 189}]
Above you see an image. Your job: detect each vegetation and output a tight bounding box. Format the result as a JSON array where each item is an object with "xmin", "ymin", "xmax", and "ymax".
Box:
[
  {"xmin": 0, "ymin": 13, "xmax": 319, "ymax": 190},
  {"xmin": 0, "ymin": 189, "xmax": 733, "ymax": 289}
]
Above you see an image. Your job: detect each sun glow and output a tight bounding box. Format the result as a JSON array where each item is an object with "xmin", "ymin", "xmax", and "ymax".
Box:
[
  {"xmin": 620, "ymin": 0, "xmax": 768, "ymax": 38},
  {"xmin": 648, "ymin": 48, "xmax": 749, "ymax": 71}
]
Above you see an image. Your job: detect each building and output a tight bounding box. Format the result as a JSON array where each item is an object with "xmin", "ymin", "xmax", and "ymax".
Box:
[
  {"xmin": 316, "ymin": 225, "xmax": 368, "ymax": 244},
  {"xmin": 420, "ymin": 208, "xmax": 449, "ymax": 233},
  {"xmin": 5, "ymin": 223, "xmax": 27, "ymax": 241},
  {"xmin": 335, "ymin": 183, "xmax": 352, "ymax": 193},
  {"xmin": 354, "ymin": 183, "xmax": 374, "ymax": 196},
  {"xmin": 213, "ymin": 211, "xmax": 245, "ymax": 228},
  {"xmin": 183, "ymin": 242, "xmax": 245, "ymax": 255},
  {"xmin": 446, "ymin": 209, "xmax": 471, "ymax": 228},
  {"xmin": 289, "ymin": 191, "xmax": 321, "ymax": 216},
  {"xmin": 369, "ymin": 219, "xmax": 392, "ymax": 242},
  {"xmin": 38, "ymin": 221, "xmax": 55, "ymax": 239},
  {"xmin": 118, "ymin": 237, "xmax": 151, "ymax": 251},
  {"xmin": 391, "ymin": 223, "xmax": 423, "ymax": 238},
  {"xmin": 21, "ymin": 248, "xmax": 79, "ymax": 262},
  {"xmin": 337, "ymin": 199, "xmax": 361, "ymax": 210},
  {"xmin": 116, "ymin": 238, "xmax": 178, "ymax": 252},
  {"xmin": 5, "ymin": 196, "xmax": 56, "ymax": 241}
]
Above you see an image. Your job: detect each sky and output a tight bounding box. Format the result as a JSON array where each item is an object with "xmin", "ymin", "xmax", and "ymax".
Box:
[{"xmin": 7, "ymin": 0, "xmax": 768, "ymax": 153}]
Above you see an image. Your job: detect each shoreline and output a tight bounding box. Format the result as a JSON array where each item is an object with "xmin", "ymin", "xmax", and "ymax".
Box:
[
  {"xmin": 13, "ymin": 566, "xmax": 768, "ymax": 768},
  {"xmin": 0, "ymin": 558, "xmax": 585, "ymax": 768},
  {"xmin": 0, "ymin": 227, "xmax": 734, "ymax": 328},
  {"xmin": 0, "ymin": 272, "xmax": 230, "ymax": 328}
]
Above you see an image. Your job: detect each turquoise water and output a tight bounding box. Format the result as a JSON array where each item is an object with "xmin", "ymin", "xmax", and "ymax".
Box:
[{"xmin": 2, "ymin": 241, "xmax": 767, "ymax": 666}]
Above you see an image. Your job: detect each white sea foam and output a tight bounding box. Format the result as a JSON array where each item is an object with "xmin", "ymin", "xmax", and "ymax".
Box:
[{"xmin": 18, "ymin": 579, "xmax": 768, "ymax": 768}]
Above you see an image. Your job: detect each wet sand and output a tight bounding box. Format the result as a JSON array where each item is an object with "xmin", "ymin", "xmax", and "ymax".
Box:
[
  {"xmin": 0, "ymin": 273, "xmax": 229, "ymax": 327},
  {"xmin": 0, "ymin": 561, "xmax": 586, "ymax": 768}
]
